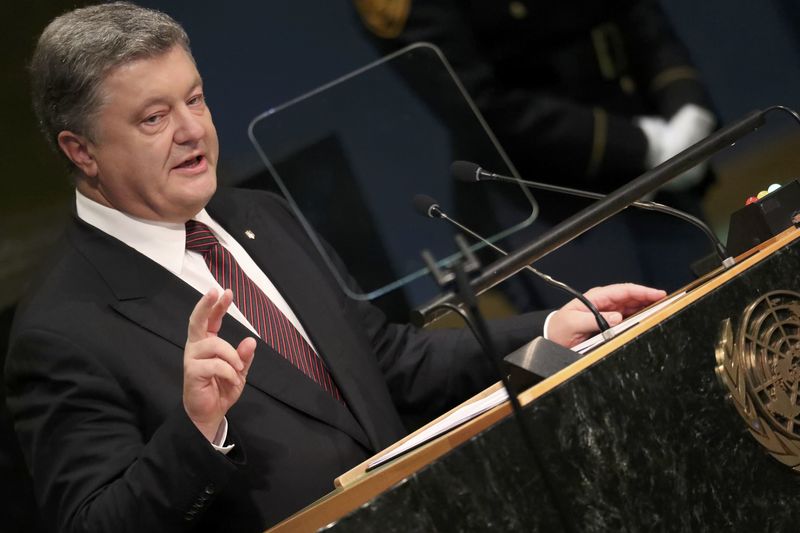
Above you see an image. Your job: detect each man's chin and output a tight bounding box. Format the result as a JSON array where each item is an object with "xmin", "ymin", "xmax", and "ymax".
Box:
[
  {"xmin": 184, "ymin": 181, "xmax": 217, "ymax": 217},
  {"xmin": 164, "ymin": 178, "xmax": 216, "ymax": 222}
]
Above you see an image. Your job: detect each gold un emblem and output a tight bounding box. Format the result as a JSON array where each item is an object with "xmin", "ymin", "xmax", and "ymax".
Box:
[{"xmin": 716, "ymin": 290, "xmax": 800, "ymax": 472}]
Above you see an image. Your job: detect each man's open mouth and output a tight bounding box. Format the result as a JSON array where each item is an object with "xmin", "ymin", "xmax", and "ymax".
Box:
[{"xmin": 174, "ymin": 155, "xmax": 204, "ymax": 169}]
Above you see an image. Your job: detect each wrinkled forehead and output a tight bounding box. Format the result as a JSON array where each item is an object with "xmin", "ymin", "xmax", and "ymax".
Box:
[{"xmin": 93, "ymin": 45, "xmax": 201, "ymax": 117}]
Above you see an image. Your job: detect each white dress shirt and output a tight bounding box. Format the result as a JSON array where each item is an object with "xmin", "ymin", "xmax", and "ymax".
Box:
[{"xmin": 75, "ymin": 190, "xmax": 317, "ymax": 350}]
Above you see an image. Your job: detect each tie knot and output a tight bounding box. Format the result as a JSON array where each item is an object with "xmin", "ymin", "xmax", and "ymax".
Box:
[{"xmin": 185, "ymin": 220, "xmax": 220, "ymax": 255}]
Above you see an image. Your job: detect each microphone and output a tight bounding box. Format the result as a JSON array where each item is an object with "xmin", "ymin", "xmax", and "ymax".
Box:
[
  {"xmin": 412, "ymin": 194, "xmax": 444, "ymax": 219},
  {"xmin": 451, "ymin": 160, "xmax": 734, "ymax": 269},
  {"xmin": 412, "ymin": 194, "xmax": 612, "ymax": 335},
  {"xmin": 414, "ymin": 108, "xmax": 768, "ymax": 326}
]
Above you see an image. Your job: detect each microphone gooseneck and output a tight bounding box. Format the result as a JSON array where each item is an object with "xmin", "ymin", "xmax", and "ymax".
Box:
[
  {"xmin": 412, "ymin": 194, "xmax": 611, "ymax": 333},
  {"xmin": 451, "ymin": 160, "xmax": 734, "ymax": 269}
]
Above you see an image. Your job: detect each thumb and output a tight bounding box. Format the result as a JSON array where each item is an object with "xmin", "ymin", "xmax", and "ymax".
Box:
[
  {"xmin": 574, "ymin": 310, "xmax": 621, "ymax": 337},
  {"xmin": 551, "ymin": 309, "xmax": 615, "ymax": 348},
  {"xmin": 237, "ymin": 337, "xmax": 257, "ymax": 373},
  {"xmin": 601, "ymin": 311, "xmax": 623, "ymax": 328}
]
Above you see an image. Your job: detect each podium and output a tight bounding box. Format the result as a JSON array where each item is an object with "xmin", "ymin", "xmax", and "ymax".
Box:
[{"xmin": 268, "ymin": 227, "xmax": 800, "ymax": 532}]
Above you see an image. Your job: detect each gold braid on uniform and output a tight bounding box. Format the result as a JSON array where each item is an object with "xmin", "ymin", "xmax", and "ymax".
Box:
[
  {"xmin": 587, "ymin": 108, "xmax": 608, "ymax": 178},
  {"xmin": 353, "ymin": 0, "xmax": 412, "ymax": 39},
  {"xmin": 649, "ymin": 66, "xmax": 700, "ymax": 93}
]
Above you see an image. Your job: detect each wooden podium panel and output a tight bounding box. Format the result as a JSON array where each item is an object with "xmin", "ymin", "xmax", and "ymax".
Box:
[{"xmin": 269, "ymin": 228, "xmax": 800, "ymax": 532}]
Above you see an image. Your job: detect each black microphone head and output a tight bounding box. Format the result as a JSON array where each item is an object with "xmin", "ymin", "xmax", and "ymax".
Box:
[
  {"xmin": 412, "ymin": 194, "xmax": 442, "ymax": 218},
  {"xmin": 451, "ymin": 160, "xmax": 482, "ymax": 182}
]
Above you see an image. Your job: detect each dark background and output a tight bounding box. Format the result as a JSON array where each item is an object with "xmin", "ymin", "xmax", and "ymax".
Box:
[
  {"xmin": 2, "ymin": 0, "xmax": 800, "ymax": 312},
  {"xmin": 1, "ymin": 1, "xmax": 799, "ymax": 530}
]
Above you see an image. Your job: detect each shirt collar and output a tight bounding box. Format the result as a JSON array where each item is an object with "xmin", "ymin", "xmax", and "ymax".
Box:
[{"xmin": 75, "ymin": 189, "xmax": 210, "ymax": 276}]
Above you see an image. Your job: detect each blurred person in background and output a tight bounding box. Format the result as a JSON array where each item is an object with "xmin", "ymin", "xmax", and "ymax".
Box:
[{"xmin": 355, "ymin": 0, "xmax": 717, "ymax": 309}]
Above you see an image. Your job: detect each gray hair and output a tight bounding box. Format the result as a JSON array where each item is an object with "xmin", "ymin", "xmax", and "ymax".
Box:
[{"xmin": 30, "ymin": 2, "xmax": 191, "ymax": 162}]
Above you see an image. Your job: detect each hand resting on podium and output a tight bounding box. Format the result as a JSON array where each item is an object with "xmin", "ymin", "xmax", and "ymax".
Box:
[{"xmin": 547, "ymin": 283, "xmax": 667, "ymax": 348}]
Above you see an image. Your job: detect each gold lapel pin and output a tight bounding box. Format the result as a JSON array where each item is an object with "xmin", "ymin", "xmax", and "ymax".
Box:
[{"xmin": 244, "ymin": 230, "xmax": 256, "ymax": 240}]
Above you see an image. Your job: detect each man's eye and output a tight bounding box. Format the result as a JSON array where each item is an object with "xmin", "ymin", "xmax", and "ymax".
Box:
[
  {"xmin": 188, "ymin": 95, "xmax": 205, "ymax": 106},
  {"xmin": 143, "ymin": 114, "xmax": 162, "ymax": 125}
]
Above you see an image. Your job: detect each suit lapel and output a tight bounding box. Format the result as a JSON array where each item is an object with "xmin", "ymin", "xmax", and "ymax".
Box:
[
  {"xmin": 70, "ymin": 213, "xmax": 371, "ymax": 450},
  {"xmin": 70, "ymin": 216, "xmax": 201, "ymax": 352}
]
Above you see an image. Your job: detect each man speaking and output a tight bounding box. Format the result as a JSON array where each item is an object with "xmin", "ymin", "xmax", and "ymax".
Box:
[{"xmin": 5, "ymin": 3, "xmax": 665, "ymax": 531}]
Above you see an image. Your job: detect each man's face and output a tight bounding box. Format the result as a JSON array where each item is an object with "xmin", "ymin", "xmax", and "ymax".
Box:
[{"xmin": 76, "ymin": 45, "xmax": 219, "ymax": 222}]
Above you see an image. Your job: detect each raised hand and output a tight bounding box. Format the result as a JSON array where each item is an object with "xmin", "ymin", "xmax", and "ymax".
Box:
[
  {"xmin": 183, "ymin": 289, "xmax": 257, "ymax": 443},
  {"xmin": 547, "ymin": 283, "xmax": 667, "ymax": 348}
]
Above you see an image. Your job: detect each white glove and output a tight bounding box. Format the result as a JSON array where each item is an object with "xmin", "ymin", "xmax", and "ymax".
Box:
[
  {"xmin": 638, "ymin": 115, "xmax": 669, "ymax": 168},
  {"xmin": 637, "ymin": 104, "xmax": 716, "ymax": 192}
]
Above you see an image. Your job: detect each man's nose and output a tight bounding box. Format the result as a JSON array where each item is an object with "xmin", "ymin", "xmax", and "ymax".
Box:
[{"xmin": 173, "ymin": 106, "xmax": 205, "ymax": 144}]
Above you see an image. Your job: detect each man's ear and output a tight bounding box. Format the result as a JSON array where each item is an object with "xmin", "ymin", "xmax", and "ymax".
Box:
[{"xmin": 57, "ymin": 130, "xmax": 98, "ymax": 178}]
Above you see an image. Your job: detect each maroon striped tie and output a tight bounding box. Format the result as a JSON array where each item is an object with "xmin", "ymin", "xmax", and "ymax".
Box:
[{"xmin": 185, "ymin": 220, "xmax": 343, "ymax": 402}]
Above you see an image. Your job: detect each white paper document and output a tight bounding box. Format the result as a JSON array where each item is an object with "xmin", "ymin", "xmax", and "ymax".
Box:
[{"xmin": 367, "ymin": 387, "xmax": 510, "ymax": 470}]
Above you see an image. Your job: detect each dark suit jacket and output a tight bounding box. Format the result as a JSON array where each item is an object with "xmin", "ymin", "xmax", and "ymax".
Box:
[{"xmin": 5, "ymin": 189, "xmax": 544, "ymax": 532}]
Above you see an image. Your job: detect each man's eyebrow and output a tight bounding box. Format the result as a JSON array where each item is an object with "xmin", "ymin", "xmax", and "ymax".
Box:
[
  {"xmin": 186, "ymin": 75, "xmax": 204, "ymax": 94},
  {"xmin": 135, "ymin": 77, "xmax": 204, "ymax": 115},
  {"xmin": 137, "ymin": 95, "xmax": 170, "ymax": 112}
]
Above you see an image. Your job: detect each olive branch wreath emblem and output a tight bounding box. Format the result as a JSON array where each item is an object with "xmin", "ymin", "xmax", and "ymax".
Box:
[{"xmin": 715, "ymin": 290, "xmax": 800, "ymax": 471}]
